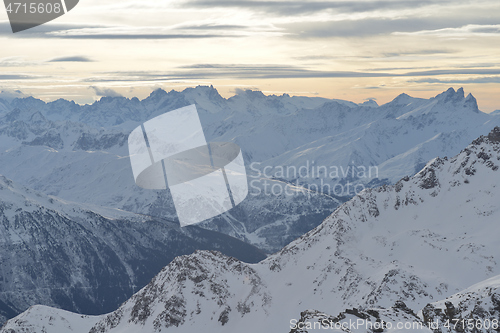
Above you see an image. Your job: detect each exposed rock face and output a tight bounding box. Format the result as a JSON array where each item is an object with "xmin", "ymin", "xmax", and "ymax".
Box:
[
  {"xmin": 89, "ymin": 251, "xmax": 271, "ymax": 333},
  {"xmin": 0, "ymin": 176, "xmax": 265, "ymax": 324}
]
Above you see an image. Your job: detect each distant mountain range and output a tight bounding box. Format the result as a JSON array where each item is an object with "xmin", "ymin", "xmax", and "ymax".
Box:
[
  {"xmin": 3, "ymin": 125, "xmax": 499, "ymax": 332},
  {"xmin": 0, "ymin": 86, "xmax": 498, "ymax": 253}
]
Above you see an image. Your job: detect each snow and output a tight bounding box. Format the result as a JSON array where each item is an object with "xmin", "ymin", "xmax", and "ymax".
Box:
[
  {"xmin": 1, "ymin": 87, "xmax": 498, "ymax": 252},
  {"xmin": 4, "ymin": 126, "xmax": 500, "ymax": 333},
  {"xmin": 1, "ymin": 87, "xmax": 500, "ymax": 332},
  {"xmin": 0, "ymin": 305, "xmax": 101, "ymax": 333}
]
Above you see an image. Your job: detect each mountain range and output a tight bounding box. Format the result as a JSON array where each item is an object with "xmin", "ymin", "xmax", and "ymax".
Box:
[
  {"xmin": 0, "ymin": 87, "xmax": 499, "ymax": 328},
  {"xmin": 0, "ymin": 87, "xmax": 498, "ymax": 253},
  {"xmin": 2, "ymin": 124, "xmax": 499, "ymax": 332},
  {"xmin": 0, "ymin": 174, "xmax": 265, "ymax": 324}
]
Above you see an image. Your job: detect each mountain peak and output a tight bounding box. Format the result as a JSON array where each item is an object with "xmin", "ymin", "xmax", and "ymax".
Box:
[
  {"xmin": 359, "ymin": 99, "xmax": 378, "ymax": 107},
  {"xmin": 488, "ymin": 126, "xmax": 500, "ymax": 142},
  {"xmin": 390, "ymin": 92, "xmax": 412, "ymax": 105},
  {"xmin": 465, "ymin": 92, "xmax": 479, "ymax": 112},
  {"xmin": 145, "ymin": 88, "xmax": 168, "ymax": 102},
  {"xmin": 239, "ymin": 89, "xmax": 266, "ymax": 99},
  {"xmin": 472, "ymin": 126, "xmax": 500, "ymax": 145},
  {"xmin": 432, "ymin": 87, "xmax": 479, "ymax": 112},
  {"xmin": 185, "ymin": 85, "xmax": 224, "ymax": 100},
  {"xmin": 435, "ymin": 87, "xmax": 462, "ymax": 102}
]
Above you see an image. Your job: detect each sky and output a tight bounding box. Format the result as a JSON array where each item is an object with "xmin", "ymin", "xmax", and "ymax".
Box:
[{"xmin": 0, "ymin": 0, "xmax": 499, "ymax": 111}]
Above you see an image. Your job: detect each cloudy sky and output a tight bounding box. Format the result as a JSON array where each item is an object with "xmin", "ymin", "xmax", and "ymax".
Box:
[{"xmin": 1, "ymin": 0, "xmax": 499, "ymax": 110}]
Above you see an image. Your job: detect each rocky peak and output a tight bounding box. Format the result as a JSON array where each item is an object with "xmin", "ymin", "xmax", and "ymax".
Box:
[
  {"xmin": 145, "ymin": 88, "xmax": 168, "ymax": 103},
  {"xmin": 464, "ymin": 92, "xmax": 479, "ymax": 112},
  {"xmin": 359, "ymin": 99, "xmax": 378, "ymax": 107},
  {"xmin": 89, "ymin": 250, "xmax": 270, "ymax": 332},
  {"xmin": 184, "ymin": 85, "xmax": 226, "ymax": 104},
  {"xmin": 435, "ymin": 87, "xmax": 459, "ymax": 101},
  {"xmin": 434, "ymin": 87, "xmax": 474, "ymax": 106},
  {"xmin": 472, "ymin": 126, "xmax": 500, "ymax": 146},
  {"xmin": 487, "ymin": 126, "xmax": 500, "ymax": 142}
]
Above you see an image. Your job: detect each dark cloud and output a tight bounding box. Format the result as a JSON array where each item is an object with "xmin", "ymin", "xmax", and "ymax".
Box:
[
  {"xmin": 178, "ymin": 64, "xmax": 304, "ymax": 71},
  {"xmin": 184, "ymin": 0, "xmax": 447, "ymax": 16},
  {"xmin": 51, "ymin": 33, "xmax": 239, "ymax": 39},
  {"xmin": 177, "ymin": 24, "xmax": 249, "ymax": 30},
  {"xmin": 81, "ymin": 65, "xmax": 500, "ymax": 83},
  {"xmin": 394, "ymin": 23, "xmax": 500, "ymax": 36},
  {"xmin": 368, "ymin": 66, "xmax": 437, "ymax": 71},
  {"xmin": 48, "ymin": 56, "xmax": 94, "ymax": 62},
  {"xmin": 90, "ymin": 86, "xmax": 123, "ymax": 97},
  {"xmin": 0, "ymin": 74, "xmax": 41, "ymax": 80},
  {"xmin": 406, "ymin": 69, "xmax": 500, "ymax": 76},
  {"xmin": 471, "ymin": 26, "xmax": 500, "ymax": 34},
  {"xmin": 455, "ymin": 63, "xmax": 498, "ymax": 69},
  {"xmin": 0, "ymin": 22, "xmax": 97, "ymax": 37},
  {"xmin": 0, "ymin": 21, "xmax": 233, "ymax": 39},
  {"xmin": 293, "ymin": 55, "xmax": 337, "ymax": 61},
  {"xmin": 382, "ymin": 49, "xmax": 456, "ymax": 57},
  {"xmin": 281, "ymin": 17, "xmax": 500, "ymax": 38},
  {"xmin": 411, "ymin": 77, "xmax": 500, "ymax": 84}
]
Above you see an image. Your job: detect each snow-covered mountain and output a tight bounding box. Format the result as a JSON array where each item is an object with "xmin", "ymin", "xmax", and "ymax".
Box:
[
  {"xmin": 0, "ymin": 94, "xmax": 339, "ymax": 252},
  {"xmin": 258, "ymin": 88, "xmax": 500, "ymax": 189},
  {"xmin": 4, "ymin": 127, "xmax": 499, "ymax": 333},
  {"xmin": 287, "ymin": 273, "xmax": 500, "ymax": 333},
  {"xmin": 0, "ymin": 87, "xmax": 498, "ymax": 253},
  {"xmin": 0, "ymin": 175, "xmax": 265, "ymax": 324}
]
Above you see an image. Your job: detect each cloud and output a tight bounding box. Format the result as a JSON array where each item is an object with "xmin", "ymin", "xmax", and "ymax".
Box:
[
  {"xmin": 0, "ymin": 74, "xmax": 42, "ymax": 80},
  {"xmin": 177, "ymin": 24, "xmax": 249, "ymax": 30},
  {"xmin": 49, "ymin": 33, "xmax": 236, "ymax": 39},
  {"xmin": 0, "ymin": 22, "xmax": 96, "ymax": 37},
  {"xmin": 455, "ymin": 63, "xmax": 498, "ymax": 69},
  {"xmin": 47, "ymin": 26, "xmax": 244, "ymax": 39},
  {"xmin": 293, "ymin": 55, "xmax": 337, "ymax": 61},
  {"xmin": 0, "ymin": 89, "xmax": 28, "ymax": 101},
  {"xmin": 382, "ymin": 49, "xmax": 456, "ymax": 57},
  {"xmin": 0, "ymin": 57, "xmax": 38, "ymax": 67},
  {"xmin": 281, "ymin": 15, "xmax": 500, "ymax": 38},
  {"xmin": 183, "ymin": 0, "xmax": 448, "ymax": 16},
  {"xmin": 393, "ymin": 24, "xmax": 500, "ymax": 37},
  {"xmin": 2, "ymin": 2, "xmax": 498, "ymax": 41},
  {"xmin": 90, "ymin": 86, "xmax": 123, "ymax": 97},
  {"xmin": 405, "ymin": 69, "xmax": 500, "ymax": 76},
  {"xmin": 410, "ymin": 76, "xmax": 500, "ymax": 84},
  {"xmin": 80, "ymin": 65, "xmax": 500, "ymax": 84},
  {"xmin": 367, "ymin": 63, "xmax": 499, "ymax": 72},
  {"xmin": 367, "ymin": 66, "xmax": 437, "ymax": 71},
  {"xmin": 48, "ymin": 56, "xmax": 94, "ymax": 62},
  {"xmin": 0, "ymin": 21, "xmax": 236, "ymax": 39}
]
